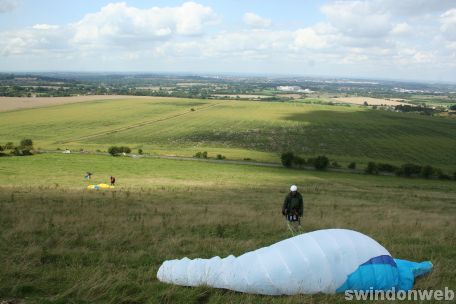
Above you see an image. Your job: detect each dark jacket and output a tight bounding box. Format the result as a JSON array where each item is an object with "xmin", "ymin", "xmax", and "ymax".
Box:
[{"xmin": 282, "ymin": 192, "xmax": 303, "ymax": 216}]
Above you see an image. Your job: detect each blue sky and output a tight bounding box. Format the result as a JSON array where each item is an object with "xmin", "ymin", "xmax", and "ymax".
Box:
[
  {"xmin": 1, "ymin": 0, "xmax": 455, "ymax": 82},
  {"xmin": 0, "ymin": 1, "xmax": 326, "ymax": 30}
]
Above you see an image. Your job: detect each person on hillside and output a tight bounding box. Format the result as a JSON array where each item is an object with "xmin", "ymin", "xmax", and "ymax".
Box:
[
  {"xmin": 85, "ymin": 172, "xmax": 93, "ymax": 179},
  {"xmin": 282, "ymin": 185, "xmax": 304, "ymax": 235},
  {"xmin": 110, "ymin": 176, "xmax": 116, "ymax": 186}
]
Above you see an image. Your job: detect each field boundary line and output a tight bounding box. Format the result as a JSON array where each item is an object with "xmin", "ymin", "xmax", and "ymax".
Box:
[
  {"xmin": 35, "ymin": 150, "xmax": 372, "ymax": 174},
  {"xmin": 55, "ymin": 101, "xmax": 224, "ymax": 144},
  {"xmin": 36, "ymin": 150, "xmax": 282, "ymax": 168}
]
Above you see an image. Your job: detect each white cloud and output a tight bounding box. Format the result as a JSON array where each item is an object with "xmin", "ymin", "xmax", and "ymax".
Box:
[
  {"xmin": 0, "ymin": 25, "xmax": 70, "ymax": 56},
  {"xmin": 413, "ymin": 51, "xmax": 434, "ymax": 63},
  {"xmin": 0, "ymin": 1, "xmax": 219, "ymax": 56},
  {"xmin": 293, "ymin": 26, "xmax": 332, "ymax": 49},
  {"xmin": 156, "ymin": 29, "xmax": 291, "ymax": 59},
  {"xmin": 243, "ymin": 12, "xmax": 272, "ymax": 28},
  {"xmin": 321, "ymin": 1, "xmax": 392, "ymax": 38},
  {"xmin": 373, "ymin": 0, "xmax": 456, "ymax": 16},
  {"xmin": 207, "ymin": 30, "xmax": 290, "ymax": 57},
  {"xmin": 440, "ymin": 8, "xmax": 456, "ymax": 41},
  {"xmin": 0, "ymin": 0, "xmax": 16, "ymax": 13},
  {"xmin": 446, "ymin": 41, "xmax": 456, "ymax": 50},
  {"xmin": 391, "ymin": 22, "xmax": 412, "ymax": 36},
  {"xmin": 32, "ymin": 24, "xmax": 60, "ymax": 30},
  {"xmin": 71, "ymin": 2, "xmax": 217, "ymax": 47}
]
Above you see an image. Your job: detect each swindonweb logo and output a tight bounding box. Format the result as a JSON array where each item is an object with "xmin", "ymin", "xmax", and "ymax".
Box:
[{"xmin": 345, "ymin": 287, "xmax": 455, "ymax": 301}]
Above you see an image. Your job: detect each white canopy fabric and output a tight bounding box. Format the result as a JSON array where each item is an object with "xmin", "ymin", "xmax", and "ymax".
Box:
[{"xmin": 157, "ymin": 229, "xmax": 420, "ymax": 295}]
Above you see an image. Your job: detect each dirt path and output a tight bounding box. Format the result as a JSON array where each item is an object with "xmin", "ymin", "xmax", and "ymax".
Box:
[{"xmin": 55, "ymin": 102, "xmax": 224, "ymax": 144}]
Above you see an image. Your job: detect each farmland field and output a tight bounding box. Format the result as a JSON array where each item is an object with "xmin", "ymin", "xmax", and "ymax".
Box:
[
  {"xmin": 0, "ymin": 95, "xmax": 156, "ymax": 112},
  {"xmin": 0, "ymin": 154, "xmax": 455, "ymax": 303},
  {"xmin": 329, "ymin": 97, "xmax": 412, "ymax": 106},
  {"xmin": 1, "ymin": 96, "xmax": 455, "ymax": 170}
]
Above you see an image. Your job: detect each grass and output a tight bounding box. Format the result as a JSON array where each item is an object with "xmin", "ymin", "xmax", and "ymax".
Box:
[
  {"xmin": 0, "ymin": 97, "xmax": 455, "ymax": 170},
  {"xmin": 407, "ymin": 95, "xmax": 456, "ymax": 107},
  {"xmin": 0, "ymin": 154, "xmax": 455, "ymax": 303},
  {"xmin": 0, "ymin": 97, "xmax": 209, "ymax": 146}
]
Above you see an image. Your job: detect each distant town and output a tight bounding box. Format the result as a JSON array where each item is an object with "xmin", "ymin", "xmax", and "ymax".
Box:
[{"xmin": 1, "ymin": 72, "xmax": 455, "ymax": 117}]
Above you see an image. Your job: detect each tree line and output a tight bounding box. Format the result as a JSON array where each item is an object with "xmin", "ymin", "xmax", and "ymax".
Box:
[
  {"xmin": 281, "ymin": 152, "xmax": 456, "ymax": 181},
  {"xmin": 0, "ymin": 139, "xmax": 34, "ymax": 157}
]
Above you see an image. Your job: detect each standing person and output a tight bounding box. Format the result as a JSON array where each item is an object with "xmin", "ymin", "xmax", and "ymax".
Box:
[
  {"xmin": 282, "ymin": 185, "xmax": 303, "ymax": 235},
  {"xmin": 110, "ymin": 176, "xmax": 116, "ymax": 186}
]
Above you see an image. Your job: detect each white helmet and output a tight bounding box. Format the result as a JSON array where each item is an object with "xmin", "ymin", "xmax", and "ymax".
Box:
[{"xmin": 290, "ymin": 185, "xmax": 297, "ymax": 192}]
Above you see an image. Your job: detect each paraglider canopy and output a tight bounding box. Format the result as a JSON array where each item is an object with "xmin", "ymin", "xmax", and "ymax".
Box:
[
  {"xmin": 87, "ymin": 183, "xmax": 114, "ymax": 190},
  {"xmin": 157, "ymin": 229, "xmax": 432, "ymax": 295}
]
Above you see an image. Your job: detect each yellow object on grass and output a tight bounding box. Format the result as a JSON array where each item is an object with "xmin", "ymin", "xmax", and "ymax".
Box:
[{"xmin": 87, "ymin": 183, "xmax": 115, "ymax": 190}]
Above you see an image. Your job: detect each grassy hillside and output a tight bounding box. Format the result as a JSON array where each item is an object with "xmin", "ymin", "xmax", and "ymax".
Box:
[
  {"xmin": 1, "ymin": 97, "xmax": 455, "ymax": 169},
  {"xmin": 0, "ymin": 97, "xmax": 454, "ymax": 168},
  {"xmin": 0, "ymin": 154, "xmax": 455, "ymax": 303}
]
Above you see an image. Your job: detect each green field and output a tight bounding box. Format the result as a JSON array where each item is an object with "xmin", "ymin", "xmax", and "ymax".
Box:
[
  {"xmin": 0, "ymin": 154, "xmax": 455, "ymax": 303},
  {"xmin": 1, "ymin": 97, "xmax": 455, "ymax": 169}
]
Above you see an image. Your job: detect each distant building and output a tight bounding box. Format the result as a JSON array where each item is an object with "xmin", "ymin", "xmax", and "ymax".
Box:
[
  {"xmin": 277, "ymin": 86, "xmax": 314, "ymax": 93},
  {"xmin": 277, "ymin": 86, "xmax": 302, "ymax": 91}
]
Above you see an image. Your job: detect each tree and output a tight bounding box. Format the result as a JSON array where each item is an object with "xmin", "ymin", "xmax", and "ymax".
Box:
[
  {"xmin": 108, "ymin": 146, "xmax": 121, "ymax": 156},
  {"xmin": 281, "ymin": 152, "xmax": 294, "ymax": 168},
  {"xmin": 193, "ymin": 151, "xmax": 208, "ymax": 158},
  {"xmin": 377, "ymin": 163, "xmax": 397, "ymax": 173},
  {"xmin": 314, "ymin": 156, "xmax": 329, "ymax": 170},
  {"xmin": 450, "ymin": 104, "xmax": 456, "ymax": 111},
  {"xmin": 365, "ymin": 162, "xmax": 378, "ymax": 175},
  {"xmin": 420, "ymin": 165, "xmax": 435, "ymax": 179},
  {"xmin": 396, "ymin": 163, "xmax": 421, "ymax": 177},
  {"xmin": 20, "ymin": 138, "xmax": 33, "ymax": 151},
  {"xmin": 331, "ymin": 161, "xmax": 341, "ymax": 168},
  {"xmin": 306, "ymin": 157, "xmax": 316, "ymax": 166},
  {"xmin": 12, "ymin": 147, "xmax": 23, "ymax": 156},
  {"xmin": 14, "ymin": 138, "xmax": 34, "ymax": 155},
  {"xmin": 138, "ymin": 148, "xmax": 143, "ymax": 155},
  {"xmin": 348, "ymin": 162, "xmax": 356, "ymax": 170},
  {"xmin": 437, "ymin": 170, "xmax": 451, "ymax": 180},
  {"xmin": 119, "ymin": 146, "xmax": 131, "ymax": 154},
  {"xmin": 107, "ymin": 146, "xmax": 130, "ymax": 156},
  {"xmin": 292, "ymin": 155, "xmax": 306, "ymax": 167}
]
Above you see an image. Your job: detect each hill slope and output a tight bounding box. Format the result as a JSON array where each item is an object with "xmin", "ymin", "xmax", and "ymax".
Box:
[{"xmin": 0, "ymin": 96, "xmax": 455, "ymax": 169}]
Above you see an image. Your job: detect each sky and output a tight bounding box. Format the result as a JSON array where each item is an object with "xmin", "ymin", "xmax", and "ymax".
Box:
[{"xmin": 0, "ymin": 0, "xmax": 455, "ymax": 82}]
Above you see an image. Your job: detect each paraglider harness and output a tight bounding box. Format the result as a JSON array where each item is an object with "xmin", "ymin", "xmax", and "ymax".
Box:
[
  {"xmin": 285, "ymin": 210, "xmax": 301, "ymax": 223},
  {"xmin": 284, "ymin": 209, "xmax": 301, "ymax": 236}
]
